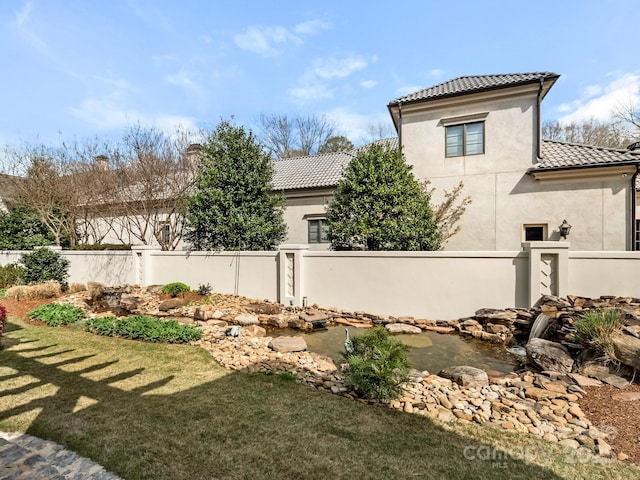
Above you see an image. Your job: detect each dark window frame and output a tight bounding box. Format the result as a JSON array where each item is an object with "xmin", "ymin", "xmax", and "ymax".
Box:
[
  {"xmin": 445, "ymin": 121, "xmax": 485, "ymax": 157},
  {"xmin": 308, "ymin": 218, "xmax": 330, "ymax": 244}
]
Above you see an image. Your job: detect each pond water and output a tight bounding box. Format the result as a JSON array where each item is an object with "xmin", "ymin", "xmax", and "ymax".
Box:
[{"xmin": 272, "ymin": 326, "xmax": 519, "ymax": 375}]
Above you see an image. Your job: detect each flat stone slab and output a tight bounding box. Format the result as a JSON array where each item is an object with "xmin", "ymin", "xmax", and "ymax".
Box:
[
  {"xmin": 299, "ymin": 310, "xmax": 329, "ymax": 322},
  {"xmin": 234, "ymin": 314, "xmax": 259, "ymax": 326},
  {"xmin": 386, "ymin": 323, "xmax": 422, "ymax": 334},
  {"xmin": 269, "ymin": 336, "xmax": 307, "ymax": 353},
  {"xmin": 158, "ymin": 298, "xmax": 189, "ymax": 311},
  {"xmin": 438, "ymin": 366, "xmax": 488, "ymax": 389}
]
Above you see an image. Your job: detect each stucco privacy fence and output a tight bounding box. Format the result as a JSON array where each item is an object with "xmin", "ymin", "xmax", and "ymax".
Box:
[{"xmin": 1, "ymin": 242, "xmax": 639, "ymax": 320}]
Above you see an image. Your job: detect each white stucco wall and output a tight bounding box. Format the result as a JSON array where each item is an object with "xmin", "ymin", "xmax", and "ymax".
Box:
[
  {"xmin": 282, "ymin": 190, "xmax": 332, "ymax": 250},
  {"xmin": 399, "ymin": 87, "xmax": 633, "ymax": 251}
]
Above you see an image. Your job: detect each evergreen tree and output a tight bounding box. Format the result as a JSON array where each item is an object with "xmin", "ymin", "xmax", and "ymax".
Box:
[
  {"xmin": 326, "ymin": 144, "xmax": 441, "ymax": 251},
  {"xmin": 184, "ymin": 120, "xmax": 286, "ymax": 250}
]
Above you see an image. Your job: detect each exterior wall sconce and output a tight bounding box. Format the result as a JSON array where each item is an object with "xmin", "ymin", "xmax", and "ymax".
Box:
[{"xmin": 559, "ymin": 219, "xmax": 572, "ymax": 240}]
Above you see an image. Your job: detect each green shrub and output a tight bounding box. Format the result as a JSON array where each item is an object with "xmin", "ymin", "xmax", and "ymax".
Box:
[
  {"xmin": 0, "ymin": 263, "xmax": 25, "ymax": 288},
  {"xmin": 574, "ymin": 308, "xmax": 625, "ymax": 361},
  {"xmin": 197, "ymin": 283, "xmax": 212, "ymax": 296},
  {"xmin": 19, "ymin": 248, "xmax": 70, "ymax": 289},
  {"xmin": 162, "ymin": 282, "xmax": 190, "ymax": 298},
  {"xmin": 342, "ymin": 327, "xmax": 411, "ymax": 401},
  {"xmin": 28, "ymin": 303, "xmax": 84, "ymax": 326},
  {"xmin": 85, "ymin": 315, "xmax": 202, "ymax": 344}
]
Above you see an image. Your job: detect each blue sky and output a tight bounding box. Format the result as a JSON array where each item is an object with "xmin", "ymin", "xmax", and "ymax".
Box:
[{"xmin": 1, "ymin": 0, "xmax": 639, "ymax": 148}]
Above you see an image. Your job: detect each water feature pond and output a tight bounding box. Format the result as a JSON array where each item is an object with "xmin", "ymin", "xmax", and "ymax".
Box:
[{"xmin": 272, "ymin": 326, "xmax": 519, "ymax": 375}]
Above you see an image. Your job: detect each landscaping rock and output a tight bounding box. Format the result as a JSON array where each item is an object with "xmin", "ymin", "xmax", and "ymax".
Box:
[
  {"xmin": 526, "ymin": 338, "xmax": 574, "ymax": 374},
  {"xmin": 234, "ymin": 314, "xmax": 260, "ymax": 325},
  {"xmin": 611, "ymin": 332, "xmax": 640, "ymax": 370},
  {"xmin": 269, "ymin": 336, "xmax": 307, "ymax": 353},
  {"xmin": 385, "ymin": 323, "xmax": 422, "ymax": 334},
  {"xmin": 439, "ymin": 366, "xmax": 488, "ymax": 389},
  {"xmin": 120, "ymin": 294, "xmax": 143, "ymax": 312},
  {"xmin": 578, "ymin": 362, "xmax": 630, "ymax": 389},
  {"xmin": 158, "ymin": 298, "xmax": 190, "ymax": 311},
  {"xmin": 194, "ymin": 304, "xmax": 215, "ymax": 320},
  {"xmin": 247, "ymin": 302, "xmax": 281, "ymax": 315},
  {"xmin": 243, "ymin": 325, "xmax": 266, "ymax": 337}
]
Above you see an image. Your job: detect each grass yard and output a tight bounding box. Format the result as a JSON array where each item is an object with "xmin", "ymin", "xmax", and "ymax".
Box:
[{"xmin": 1, "ymin": 317, "xmax": 639, "ymax": 480}]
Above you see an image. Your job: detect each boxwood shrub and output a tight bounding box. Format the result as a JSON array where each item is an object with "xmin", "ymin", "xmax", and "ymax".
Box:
[
  {"xmin": 28, "ymin": 303, "xmax": 85, "ymax": 326},
  {"xmin": 161, "ymin": 282, "xmax": 190, "ymax": 298},
  {"xmin": 85, "ymin": 315, "xmax": 202, "ymax": 344}
]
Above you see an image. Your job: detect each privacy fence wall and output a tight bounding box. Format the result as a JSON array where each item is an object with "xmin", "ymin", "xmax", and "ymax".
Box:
[{"xmin": 1, "ymin": 242, "xmax": 638, "ymax": 320}]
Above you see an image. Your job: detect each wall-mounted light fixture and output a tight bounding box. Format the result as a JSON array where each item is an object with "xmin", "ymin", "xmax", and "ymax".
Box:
[{"xmin": 559, "ymin": 219, "xmax": 572, "ymax": 240}]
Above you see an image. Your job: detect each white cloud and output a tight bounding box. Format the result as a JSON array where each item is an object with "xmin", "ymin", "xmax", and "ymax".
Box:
[
  {"xmin": 290, "ymin": 54, "xmax": 372, "ymax": 104},
  {"xmin": 15, "ymin": 0, "xmax": 32, "ymax": 27},
  {"xmin": 166, "ymin": 70, "xmax": 197, "ymax": 90},
  {"xmin": 234, "ymin": 19, "xmax": 330, "ymax": 57},
  {"xmin": 233, "ymin": 25, "xmax": 301, "ymax": 57},
  {"xmin": 558, "ymin": 72, "xmax": 640, "ymax": 124},
  {"xmin": 289, "ymin": 84, "xmax": 334, "ymax": 103},
  {"xmin": 427, "ymin": 68, "xmax": 445, "ymax": 78},
  {"xmin": 360, "ymin": 80, "xmax": 377, "ymax": 89},
  {"xmin": 70, "ymin": 94, "xmax": 198, "ymax": 134},
  {"xmin": 311, "ymin": 55, "xmax": 367, "ymax": 79},
  {"xmin": 292, "ymin": 19, "xmax": 331, "ymax": 35}
]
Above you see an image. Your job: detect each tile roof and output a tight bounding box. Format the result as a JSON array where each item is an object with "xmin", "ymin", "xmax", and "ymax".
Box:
[
  {"xmin": 272, "ymin": 151, "xmax": 354, "ymax": 191},
  {"xmin": 534, "ymin": 140, "xmax": 640, "ymax": 171},
  {"xmin": 388, "ymin": 72, "xmax": 559, "ymax": 106},
  {"xmin": 272, "ymin": 138, "xmax": 400, "ymax": 191}
]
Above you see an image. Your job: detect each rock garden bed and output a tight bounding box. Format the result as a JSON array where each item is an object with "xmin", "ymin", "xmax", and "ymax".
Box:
[{"xmin": 19, "ymin": 286, "xmax": 640, "ymax": 464}]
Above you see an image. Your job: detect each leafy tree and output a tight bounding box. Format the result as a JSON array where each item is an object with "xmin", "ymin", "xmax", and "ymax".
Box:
[
  {"xmin": 326, "ymin": 144, "xmax": 441, "ymax": 251},
  {"xmin": 184, "ymin": 120, "xmax": 286, "ymax": 250},
  {"xmin": 318, "ymin": 135, "xmax": 355, "ymax": 154},
  {"xmin": 0, "ymin": 207, "xmax": 54, "ymax": 249}
]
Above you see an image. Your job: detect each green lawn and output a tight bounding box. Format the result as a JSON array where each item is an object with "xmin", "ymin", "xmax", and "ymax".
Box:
[{"xmin": 1, "ymin": 317, "xmax": 638, "ymax": 480}]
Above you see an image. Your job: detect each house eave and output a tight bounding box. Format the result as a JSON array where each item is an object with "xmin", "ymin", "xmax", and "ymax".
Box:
[{"xmin": 528, "ymin": 163, "xmax": 639, "ymax": 184}]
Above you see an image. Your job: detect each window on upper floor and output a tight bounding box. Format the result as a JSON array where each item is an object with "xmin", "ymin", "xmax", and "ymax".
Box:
[
  {"xmin": 308, "ymin": 218, "xmax": 330, "ymax": 244},
  {"xmin": 446, "ymin": 121, "xmax": 484, "ymax": 157},
  {"xmin": 635, "ymin": 219, "xmax": 640, "ymax": 251}
]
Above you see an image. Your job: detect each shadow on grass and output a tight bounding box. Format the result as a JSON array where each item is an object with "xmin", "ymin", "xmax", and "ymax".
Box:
[{"xmin": 0, "ymin": 319, "xmax": 595, "ymax": 480}]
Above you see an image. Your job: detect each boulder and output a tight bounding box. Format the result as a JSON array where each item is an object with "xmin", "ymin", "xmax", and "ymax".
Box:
[
  {"xmin": 526, "ymin": 338, "xmax": 574, "ymax": 374},
  {"xmin": 579, "ymin": 361, "xmax": 630, "ymax": 389},
  {"xmin": 234, "ymin": 314, "xmax": 259, "ymax": 326},
  {"xmin": 194, "ymin": 304, "xmax": 214, "ymax": 320},
  {"xmin": 269, "ymin": 336, "xmax": 307, "ymax": 353},
  {"xmin": 243, "ymin": 325, "xmax": 266, "ymax": 337},
  {"xmin": 335, "ymin": 317, "xmax": 373, "ymax": 328},
  {"xmin": 119, "ymin": 294, "xmax": 143, "ymax": 312},
  {"xmin": 247, "ymin": 302, "xmax": 281, "ymax": 315},
  {"xmin": 158, "ymin": 298, "xmax": 190, "ymax": 311},
  {"xmin": 386, "ymin": 323, "xmax": 422, "ymax": 334},
  {"xmin": 299, "ymin": 310, "xmax": 329, "ymax": 323},
  {"xmin": 611, "ymin": 332, "xmax": 640, "ymax": 370},
  {"xmin": 438, "ymin": 366, "xmax": 489, "ymax": 389}
]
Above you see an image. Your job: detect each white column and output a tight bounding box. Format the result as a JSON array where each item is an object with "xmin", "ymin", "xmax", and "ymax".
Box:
[
  {"xmin": 277, "ymin": 244, "xmax": 309, "ymax": 307},
  {"xmin": 522, "ymin": 241, "xmax": 570, "ymax": 307}
]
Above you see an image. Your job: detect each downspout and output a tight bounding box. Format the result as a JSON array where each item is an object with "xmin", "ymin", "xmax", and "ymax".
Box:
[
  {"xmin": 398, "ymin": 101, "xmax": 403, "ymax": 148},
  {"xmin": 536, "ymin": 78, "xmax": 544, "ymax": 160},
  {"xmin": 632, "ymin": 165, "xmax": 639, "ymax": 250}
]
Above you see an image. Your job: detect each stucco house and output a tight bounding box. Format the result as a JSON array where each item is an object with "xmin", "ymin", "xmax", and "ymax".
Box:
[{"xmin": 281, "ymin": 72, "xmax": 640, "ymax": 251}]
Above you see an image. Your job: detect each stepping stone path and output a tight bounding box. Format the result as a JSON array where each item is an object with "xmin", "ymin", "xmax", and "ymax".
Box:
[{"xmin": 0, "ymin": 431, "xmax": 121, "ymax": 480}]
